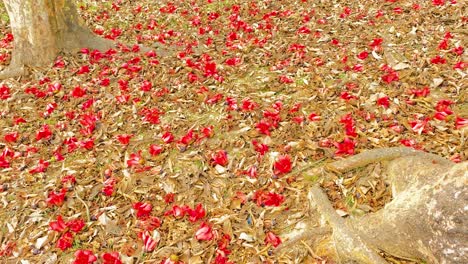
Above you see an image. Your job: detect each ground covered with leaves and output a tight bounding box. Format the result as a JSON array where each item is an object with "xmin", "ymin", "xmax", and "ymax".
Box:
[{"xmin": 0, "ymin": 0, "xmax": 466, "ymax": 263}]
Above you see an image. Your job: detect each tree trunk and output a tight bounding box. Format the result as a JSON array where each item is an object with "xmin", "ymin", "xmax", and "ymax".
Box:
[{"xmin": 0, "ymin": 0, "xmax": 114, "ymax": 78}]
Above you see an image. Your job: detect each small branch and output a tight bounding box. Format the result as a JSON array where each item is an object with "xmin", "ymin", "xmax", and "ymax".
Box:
[{"xmin": 75, "ymin": 191, "xmax": 91, "ymax": 222}]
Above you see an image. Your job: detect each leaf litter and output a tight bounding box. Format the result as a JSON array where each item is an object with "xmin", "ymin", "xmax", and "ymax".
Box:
[{"xmin": 0, "ymin": 0, "xmax": 466, "ymax": 263}]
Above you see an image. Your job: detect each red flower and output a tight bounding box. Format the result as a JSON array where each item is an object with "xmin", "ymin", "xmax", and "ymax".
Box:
[
  {"xmin": 430, "ymin": 55, "xmax": 446, "ymax": 64},
  {"xmin": 211, "ymin": 150, "xmax": 228, "ymax": 166},
  {"xmin": 340, "ymin": 91, "xmax": 357, "ymax": 101},
  {"xmin": 453, "ymin": 61, "xmax": 466, "ymax": 70},
  {"xmin": 225, "ymin": 57, "xmax": 241, "ymax": 66},
  {"xmin": 433, "ymin": 0, "xmax": 445, "ymax": 5},
  {"xmin": 377, "ymin": 96, "xmax": 390, "ymax": 108},
  {"xmin": 369, "ymin": 38, "xmax": 383, "ymax": 49},
  {"xmin": 241, "ymin": 98, "xmax": 259, "ymax": 111},
  {"xmin": 4, "ymin": 132, "xmax": 19, "ymax": 143},
  {"xmin": 252, "ymin": 140, "xmax": 269, "ymax": 156},
  {"xmin": 203, "ymin": 61, "xmax": 217, "ymax": 77},
  {"xmin": 308, "ymin": 112, "xmax": 321, "ymax": 121},
  {"xmin": 127, "ymin": 151, "xmax": 144, "ymax": 167},
  {"xmin": 50, "ymin": 215, "xmax": 67, "ymax": 232},
  {"xmin": 273, "ymin": 155, "xmax": 292, "ymax": 176},
  {"xmin": 452, "ymin": 46, "xmax": 464, "ymax": 56},
  {"xmin": 195, "ymin": 222, "xmax": 214, "ymax": 241},
  {"xmin": 206, "ymin": 93, "xmax": 223, "ymax": 104},
  {"xmin": 264, "ymin": 231, "xmax": 281, "ymax": 248},
  {"xmin": 149, "ymin": 144, "xmax": 163, "ymax": 156},
  {"xmin": 67, "ymin": 219, "xmax": 85, "ymax": 233},
  {"xmin": 116, "ymin": 134, "xmax": 133, "ymax": 145},
  {"xmin": 29, "ymin": 159, "xmax": 50, "ymax": 174},
  {"xmin": 36, "ymin": 124, "xmax": 53, "ymax": 141},
  {"xmin": 334, "ymin": 137, "xmax": 356, "ymax": 156},
  {"xmin": 56, "ymin": 232, "xmax": 73, "ymax": 251},
  {"xmin": 297, "ymin": 26, "xmax": 311, "ymax": 34},
  {"xmin": 141, "ymin": 108, "xmax": 161, "ymax": 124},
  {"xmin": 140, "ymin": 80, "xmax": 152, "ymax": 91},
  {"xmin": 455, "ymin": 117, "xmax": 468, "ymax": 129},
  {"xmin": 255, "ymin": 120, "xmax": 273, "ymax": 135},
  {"xmin": 201, "ymin": 126, "xmax": 214, "ymax": 138},
  {"xmin": 278, "ymin": 75, "xmax": 293, "ymax": 84},
  {"xmin": 73, "ymin": 250, "xmax": 97, "ymax": 264},
  {"xmin": 243, "ymin": 166, "xmax": 258, "ymax": 178},
  {"xmin": 76, "ymin": 65, "xmax": 90, "ymax": 75},
  {"xmin": 381, "ymin": 71, "xmax": 399, "ymax": 84},
  {"xmin": 409, "ymin": 117, "xmax": 432, "ymax": 134},
  {"xmin": 139, "ymin": 216, "xmax": 162, "ymax": 231},
  {"xmin": 352, "ymin": 64, "xmax": 363, "ymax": 72},
  {"xmin": 79, "ymin": 138, "xmax": 94, "ymax": 150},
  {"xmin": 164, "ymin": 193, "xmax": 175, "ymax": 204},
  {"xmin": 0, "ymin": 85, "xmax": 11, "ymax": 100},
  {"xmin": 178, "ymin": 129, "xmax": 195, "ymax": 145},
  {"xmin": 409, "ymin": 87, "xmax": 430, "ymax": 97},
  {"xmin": 102, "ymin": 177, "xmax": 116, "ymax": 196},
  {"xmin": 47, "ymin": 188, "xmax": 67, "ymax": 206},
  {"xmin": 438, "ymin": 39, "xmax": 449, "ymax": 50},
  {"xmin": 253, "ymin": 190, "xmax": 285, "ymax": 207},
  {"xmin": 357, "ymin": 51, "xmax": 368, "ymax": 60},
  {"xmin": 187, "ymin": 204, "xmax": 206, "ymax": 222},
  {"xmin": 400, "ymin": 138, "xmax": 420, "ymax": 148},
  {"xmin": 47, "ymin": 82, "xmax": 62, "ymax": 94},
  {"xmin": 161, "ymin": 131, "xmax": 174, "ymax": 143},
  {"xmin": 133, "ymin": 202, "xmax": 153, "ymax": 219},
  {"xmin": 61, "ymin": 175, "xmax": 76, "ymax": 185},
  {"xmin": 102, "ymin": 252, "xmax": 122, "ymax": 264},
  {"xmin": 141, "ymin": 231, "xmax": 158, "ymax": 252},
  {"xmin": 165, "ymin": 205, "xmax": 187, "ymax": 218}
]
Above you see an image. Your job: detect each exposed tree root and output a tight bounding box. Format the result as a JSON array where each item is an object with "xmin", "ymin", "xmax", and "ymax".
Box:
[
  {"xmin": 309, "ymin": 185, "xmax": 387, "ymax": 264},
  {"xmin": 0, "ymin": 64, "xmax": 26, "ymax": 80},
  {"xmin": 283, "ymin": 148, "xmax": 467, "ymax": 263}
]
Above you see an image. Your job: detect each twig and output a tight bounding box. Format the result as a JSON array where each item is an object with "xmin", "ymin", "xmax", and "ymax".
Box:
[{"xmin": 75, "ymin": 192, "xmax": 91, "ymax": 222}]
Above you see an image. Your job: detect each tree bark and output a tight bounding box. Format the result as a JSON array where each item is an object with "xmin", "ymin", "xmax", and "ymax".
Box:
[{"xmin": 0, "ymin": 0, "xmax": 114, "ymax": 78}]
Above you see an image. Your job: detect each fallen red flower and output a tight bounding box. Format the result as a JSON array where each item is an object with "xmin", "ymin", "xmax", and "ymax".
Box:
[
  {"xmin": 46, "ymin": 188, "xmax": 67, "ymax": 206},
  {"xmin": 187, "ymin": 204, "xmax": 206, "ymax": 222},
  {"xmin": 211, "ymin": 150, "xmax": 228, "ymax": 166},
  {"xmin": 334, "ymin": 137, "xmax": 356, "ymax": 156},
  {"xmin": 264, "ymin": 231, "xmax": 281, "ymax": 248},
  {"xmin": 195, "ymin": 222, "xmax": 214, "ymax": 241},
  {"xmin": 133, "ymin": 202, "xmax": 153, "ymax": 219},
  {"xmin": 56, "ymin": 232, "xmax": 74, "ymax": 251},
  {"xmin": 73, "ymin": 249, "xmax": 97, "ymax": 264},
  {"xmin": 102, "ymin": 252, "xmax": 122, "ymax": 264},
  {"xmin": 49, "ymin": 215, "xmax": 67, "ymax": 232},
  {"xmin": 273, "ymin": 155, "xmax": 292, "ymax": 176}
]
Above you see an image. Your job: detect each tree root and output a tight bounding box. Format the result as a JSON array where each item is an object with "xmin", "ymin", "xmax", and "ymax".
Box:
[
  {"xmin": 289, "ymin": 148, "xmax": 465, "ymax": 263},
  {"xmin": 325, "ymin": 147, "xmax": 453, "ymax": 173},
  {"xmin": 309, "ymin": 185, "xmax": 387, "ymax": 264},
  {"xmin": 0, "ymin": 64, "xmax": 26, "ymax": 80},
  {"xmin": 275, "ymin": 226, "xmax": 331, "ymax": 252}
]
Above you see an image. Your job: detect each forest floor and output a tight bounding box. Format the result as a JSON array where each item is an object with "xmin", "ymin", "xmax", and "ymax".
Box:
[{"xmin": 0, "ymin": 0, "xmax": 466, "ymax": 263}]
